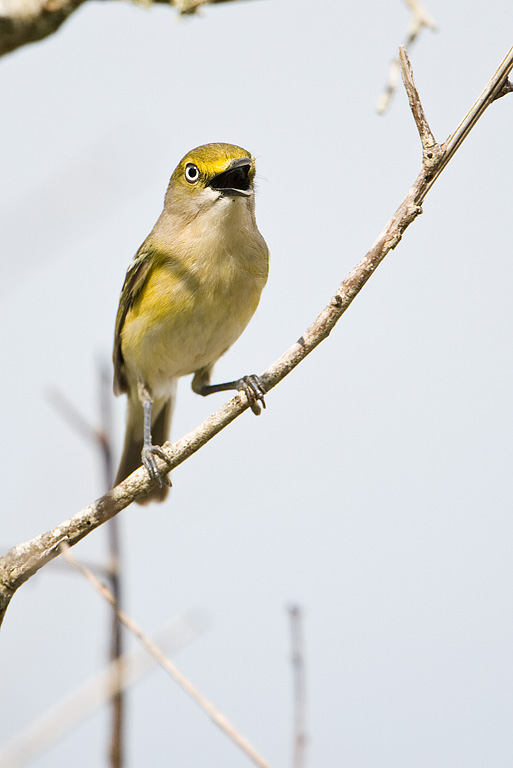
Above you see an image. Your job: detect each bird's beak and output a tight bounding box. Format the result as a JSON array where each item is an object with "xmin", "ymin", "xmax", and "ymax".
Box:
[{"xmin": 209, "ymin": 157, "xmax": 253, "ymax": 197}]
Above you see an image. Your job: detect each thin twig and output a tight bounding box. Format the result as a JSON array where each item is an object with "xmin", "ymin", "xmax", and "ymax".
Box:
[
  {"xmin": 403, "ymin": 0, "xmax": 436, "ymax": 29},
  {"xmin": 1, "ymin": 46, "xmax": 512, "ymax": 625},
  {"xmin": 58, "ymin": 543, "xmax": 272, "ymax": 768},
  {"xmin": 97, "ymin": 364, "xmax": 124, "ymax": 768},
  {"xmin": 0, "ymin": 615, "xmax": 203, "ymax": 768},
  {"xmin": 398, "ymin": 46, "xmax": 440, "ymax": 163},
  {"xmin": 46, "ymin": 387, "xmax": 99, "ymax": 445},
  {"xmin": 289, "ymin": 606, "xmax": 306, "ymax": 768},
  {"xmin": 376, "ymin": 0, "xmax": 436, "ymax": 114},
  {"xmin": 48, "ymin": 366, "xmax": 124, "ymax": 768},
  {"xmin": 417, "ymin": 47, "xmax": 513, "ymax": 204}
]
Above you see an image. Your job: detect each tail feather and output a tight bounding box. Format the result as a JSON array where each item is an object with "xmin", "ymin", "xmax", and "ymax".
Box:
[{"xmin": 115, "ymin": 392, "xmax": 175, "ymax": 505}]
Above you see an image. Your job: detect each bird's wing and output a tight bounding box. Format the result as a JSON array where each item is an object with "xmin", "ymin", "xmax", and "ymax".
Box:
[{"xmin": 113, "ymin": 250, "xmax": 153, "ymax": 395}]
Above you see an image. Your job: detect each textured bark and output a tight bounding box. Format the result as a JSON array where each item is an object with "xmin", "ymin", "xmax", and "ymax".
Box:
[{"xmin": 0, "ymin": 0, "xmax": 85, "ymax": 56}]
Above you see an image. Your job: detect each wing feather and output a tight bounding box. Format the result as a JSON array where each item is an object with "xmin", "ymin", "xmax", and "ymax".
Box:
[{"xmin": 113, "ymin": 251, "xmax": 153, "ymax": 395}]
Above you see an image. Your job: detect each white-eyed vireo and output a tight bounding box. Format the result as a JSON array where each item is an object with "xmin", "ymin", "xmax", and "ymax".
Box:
[{"xmin": 113, "ymin": 143, "xmax": 269, "ymax": 502}]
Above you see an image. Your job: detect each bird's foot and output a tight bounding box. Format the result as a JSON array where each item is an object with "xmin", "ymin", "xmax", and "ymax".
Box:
[
  {"xmin": 237, "ymin": 374, "xmax": 267, "ymax": 415},
  {"xmin": 141, "ymin": 444, "xmax": 171, "ymax": 487}
]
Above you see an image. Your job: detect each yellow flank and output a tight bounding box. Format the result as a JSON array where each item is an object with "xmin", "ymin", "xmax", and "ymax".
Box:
[{"xmin": 121, "ymin": 245, "xmax": 265, "ymax": 397}]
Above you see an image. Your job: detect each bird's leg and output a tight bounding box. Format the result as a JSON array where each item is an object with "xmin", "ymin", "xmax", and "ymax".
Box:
[
  {"xmin": 192, "ymin": 368, "xmax": 267, "ymax": 416},
  {"xmin": 139, "ymin": 385, "xmax": 169, "ymax": 486}
]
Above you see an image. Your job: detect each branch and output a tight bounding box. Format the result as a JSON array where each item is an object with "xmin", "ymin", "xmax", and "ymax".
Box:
[
  {"xmin": 0, "ymin": 614, "xmax": 202, "ymax": 768},
  {"xmin": 59, "ymin": 544, "xmax": 272, "ymax": 768},
  {"xmin": 1, "ymin": 46, "xmax": 512, "ymax": 626},
  {"xmin": 49, "ymin": 367, "xmax": 124, "ymax": 768},
  {"xmin": 399, "ymin": 45, "xmax": 439, "ymax": 163},
  {"xmin": 376, "ymin": 0, "xmax": 436, "ymax": 114},
  {"xmin": 289, "ymin": 606, "xmax": 306, "ymax": 768},
  {"xmin": 0, "ymin": 0, "xmax": 259, "ymax": 58}
]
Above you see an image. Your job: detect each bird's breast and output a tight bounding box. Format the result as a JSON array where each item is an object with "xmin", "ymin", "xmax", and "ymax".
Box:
[{"xmin": 121, "ymin": 209, "xmax": 268, "ymax": 398}]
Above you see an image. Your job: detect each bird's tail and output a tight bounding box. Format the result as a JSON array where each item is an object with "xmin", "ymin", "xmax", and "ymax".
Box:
[{"xmin": 115, "ymin": 388, "xmax": 175, "ymax": 504}]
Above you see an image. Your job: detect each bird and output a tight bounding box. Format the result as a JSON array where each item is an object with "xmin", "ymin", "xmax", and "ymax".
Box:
[{"xmin": 113, "ymin": 142, "xmax": 269, "ymax": 503}]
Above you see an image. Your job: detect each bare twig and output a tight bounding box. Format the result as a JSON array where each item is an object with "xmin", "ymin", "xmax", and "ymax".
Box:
[
  {"xmin": 1, "ymin": 46, "xmax": 512, "ymax": 626},
  {"xmin": 97, "ymin": 364, "xmax": 125, "ymax": 768},
  {"xmin": 403, "ymin": 0, "xmax": 436, "ymax": 29},
  {"xmin": 376, "ymin": 0, "xmax": 436, "ymax": 114},
  {"xmin": 417, "ymin": 48, "xmax": 513, "ymax": 204},
  {"xmin": 398, "ymin": 46, "xmax": 440, "ymax": 162},
  {"xmin": 0, "ymin": 614, "xmax": 203, "ymax": 768},
  {"xmin": 58, "ymin": 544, "xmax": 272, "ymax": 768},
  {"xmin": 48, "ymin": 365, "xmax": 124, "ymax": 768},
  {"xmin": 289, "ymin": 606, "xmax": 306, "ymax": 768},
  {"xmin": 46, "ymin": 387, "xmax": 99, "ymax": 445}
]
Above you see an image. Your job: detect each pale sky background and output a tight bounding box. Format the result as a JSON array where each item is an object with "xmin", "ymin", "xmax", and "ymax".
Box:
[{"xmin": 1, "ymin": 1, "xmax": 513, "ymax": 766}]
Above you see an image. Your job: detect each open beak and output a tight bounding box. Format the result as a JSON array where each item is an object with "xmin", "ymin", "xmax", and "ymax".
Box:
[{"xmin": 209, "ymin": 157, "xmax": 253, "ymax": 197}]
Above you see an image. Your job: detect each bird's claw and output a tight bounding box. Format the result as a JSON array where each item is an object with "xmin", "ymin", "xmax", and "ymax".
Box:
[
  {"xmin": 238, "ymin": 374, "xmax": 267, "ymax": 415},
  {"xmin": 141, "ymin": 445, "xmax": 171, "ymax": 487}
]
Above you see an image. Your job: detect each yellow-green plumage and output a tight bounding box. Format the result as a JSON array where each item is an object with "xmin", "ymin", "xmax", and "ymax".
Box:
[{"xmin": 113, "ymin": 143, "xmax": 269, "ymax": 502}]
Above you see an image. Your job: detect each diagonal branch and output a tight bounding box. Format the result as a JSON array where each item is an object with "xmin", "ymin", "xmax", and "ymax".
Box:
[
  {"xmin": 0, "ymin": 614, "xmax": 202, "ymax": 768},
  {"xmin": 417, "ymin": 46, "xmax": 513, "ymax": 204},
  {"xmin": 1, "ymin": 46, "xmax": 512, "ymax": 627},
  {"xmin": 59, "ymin": 543, "xmax": 272, "ymax": 768},
  {"xmin": 49, "ymin": 369, "xmax": 124, "ymax": 768}
]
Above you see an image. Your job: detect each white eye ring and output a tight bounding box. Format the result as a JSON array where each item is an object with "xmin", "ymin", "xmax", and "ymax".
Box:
[{"xmin": 185, "ymin": 163, "xmax": 200, "ymax": 183}]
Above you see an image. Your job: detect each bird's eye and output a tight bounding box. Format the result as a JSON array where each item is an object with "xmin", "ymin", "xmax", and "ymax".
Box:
[{"xmin": 185, "ymin": 163, "xmax": 200, "ymax": 183}]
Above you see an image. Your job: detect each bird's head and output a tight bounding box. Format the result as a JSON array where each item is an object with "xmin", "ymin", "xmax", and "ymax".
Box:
[{"xmin": 163, "ymin": 143, "xmax": 256, "ymax": 218}]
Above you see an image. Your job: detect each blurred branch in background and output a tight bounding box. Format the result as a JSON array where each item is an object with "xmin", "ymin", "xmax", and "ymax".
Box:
[
  {"xmin": 1, "ymin": 45, "xmax": 512, "ymax": 626},
  {"xmin": 47, "ymin": 363, "xmax": 124, "ymax": 768},
  {"xmin": 98, "ymin": 366, "xmax": 124, "ymax": 768},
  {"xmin": 376, "ymin": 0, "xmax": 436, "ymax": 114},
  {"xmin": 0, "ymin": 614, "xmax": 204, "ymax": 768},
  {"xmin": 59, "ymin": 543, "xmax": 273, "ymax": 768},
  {"xmin": 0, "ymin": 0, "xmax": 260, "ymax": 58},
  {"xmin": 288, "ymin": 605, "xmax": 307, "ymax": 768},
  {"xmin": 0, "ymin": 614, "xmax": 203, "ymax": 768}
]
